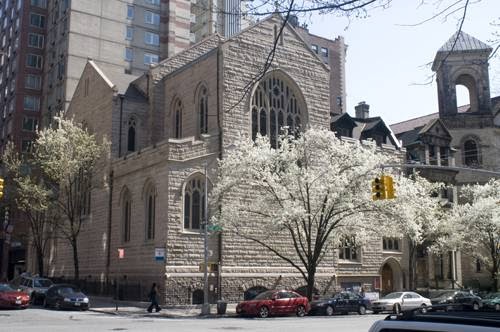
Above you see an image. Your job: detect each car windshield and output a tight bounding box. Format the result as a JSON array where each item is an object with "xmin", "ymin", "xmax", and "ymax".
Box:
[
  {"xmin": 58, "ymin": 287, "xmax": 81, "ymax": 295},
  {"xmin": 0, "ymin": 284, "xmax": 15, "ymax": 292},
  {"xmin": 435, "ymin": 291, "xmax": 456, "ymax": 298},
  {"xmin": 254, "ymin": 291, "xmax": 275, "ymax": 300},
  {"xmin": 34, "ymin": 279, "xmax": 53, "ymax": 288},
  {"xmin": 382, "ymin": 292, "xmax": 403, "ymax": 299}
]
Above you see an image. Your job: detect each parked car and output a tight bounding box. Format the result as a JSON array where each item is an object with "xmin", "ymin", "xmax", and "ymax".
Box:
[
  {"xmin": 0, "ymin": 283, "xmax": 30, "ymax": 309},
  {"xmin": 309, "ymin": 291, "xmax": 371, "ymax": 316},
  {"xmin": 43, "ymin": 284, "xmax": 89, "ymax": 311},
  {"xmin": 369, "ymin": 310, "xmax": 500, "ymax": 332},
  {"xmin": 430, "ymin": 290, "xmax": 482, "ymax": 311},
  {"xmin": 482, "ymin": 292, "xmax": 500, "ymax": 311},
  {"xmin": 12, "ymin": 275, "xmax": 53, "ymax": 305},
  {"xmin": 236, "ymin": 289, "xmax": 310, "ymax": 318},
  {"xmin": 371, "ymin": 291, "xmax": 431, "ymax": 314}
]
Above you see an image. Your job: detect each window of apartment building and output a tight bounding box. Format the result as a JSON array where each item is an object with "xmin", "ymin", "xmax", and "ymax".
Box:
[
  {"xmin": 311, "ymin": 44, "xmax": 318, "ymax": 54},
  {"xmin": 144, "ymin": 11, "xmax": 160, "ymax": 25},
  {"xmin": 25, "ymin": 74, "xmax": 42, "ymax": 90},
  {"xmin": 26, "ymin": 54, "xmax": 43, "ymax": 68},
  {"xmin": 338, "ymin": 236, "xmax": 360, "ymax": 262},
  {"xmin": 28, "ymin": 33, "xmax": 44, "ymax": 48},
  {"xmin": 29, "ymin": 13, "xmax": 45, "ymax": 28},
  {"xmin": 125, "ymin": 47, "xmax": 133, "ymax": 61},
  {"xmin": 1, "ymin": 35, "xmax": 6, "ymax": 48},
  {"xmin": 126, "ymin": 26, "xmax": 133, "ymax": 40},
  {"xmin": 23, "ymin": 95, "xmax": 40, "ymax": 111},
  {"xmin": 144, "ymin": 53, "xmax": 158, "ymax": 65},
  {"xmin": 382, "ymin": 237, "xmax": 401, "ymax": 251},
  {"xmin": 10, "ymin": 77, "xmax": 16, "ymax": 92},
  {"xmin": 15, "ymin": 17, "xmax": 20, "ymax": 31},
  {"xmin": 144, "ymin": 31, "xmax": 159, "ymax": 45},
  {"xmin": 61, "ymin": 0, "xmax": 69, "ymax": 11},
  {"xmin": 126, "ymin": 5, "xmax": 134, "ymax": 20},
  {"xmin": 14, "ymin": 36, "xmax": 19, "ymax": 49},
  {"xmin": 321, "ymin": 47, "xmax": 328, "ymax": 57},
  {"xmin": 22, "ymin": 117, "xmax": 38, "ymax": 132},
  {"xmin": 146, "ymin": 0, "xmax": 160, "ymax": 5},
  {"xmin": 17, "ymin": 0, "xmax": 23, "ymax": 10},
  {"xmin": 21, "ymin": 140, "xmax": 33, "ymax": 153},
  {"xmin": 57, "ymin": 60, "xmax": 65, "ymax": 79},
  {"xmin": 30, "ymin": 0, "xmax": 47, "ymax": 8}
]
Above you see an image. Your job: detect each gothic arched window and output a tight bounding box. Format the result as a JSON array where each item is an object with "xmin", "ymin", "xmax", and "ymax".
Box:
[
  {"xmin": 127, "ymin": 117, "xmax": 136, "ymax": 152},
  {"xmin": 122, "ymin": 189, "xmax": 132, "ymax": 243},
  {"xmin": 198, "ymin": 86, "xmax": 208, "ymax": 135},
  {"xmin": 173, "ymin": 99, "xmax": 183, "ymax": 139},
  {"xmin": 145, "ymin": 185, "xmax": 156, "ymax": 240},
  {"xmin": 464, "ymin": 139, "xmax": 480, "ymax": 167},
  {"xmin": 183, "ymin": 175, "xmax": 211, "ymax": 231},
  {"xmin": 250, "ymin": 71, "xmax": 305, "ymax": 147}
]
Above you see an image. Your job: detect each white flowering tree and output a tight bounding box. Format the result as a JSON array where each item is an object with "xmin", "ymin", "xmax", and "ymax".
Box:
[
  {"xmin": 34, "ymin": 118, "xmax": 108, "ymax": 280},
  {"xmin": 452, "ymin": 179, "xmax": 500, "ymax": 291},
  {"xmin": 3, "ymin": 142, "xmax": 60, "ymax": 277},
  {"xmin": 380, "ymin": 174, "xmax": 453, "ymax": 289},
  {"xmin": 211, "ymin": 128, "xmax": 399, "ymax": 299}
]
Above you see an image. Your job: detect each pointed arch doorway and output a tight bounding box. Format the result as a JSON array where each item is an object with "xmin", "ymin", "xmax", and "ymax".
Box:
[{"xmin": 380, "ymin": 258, "xmax": 403, "ymax": 295}]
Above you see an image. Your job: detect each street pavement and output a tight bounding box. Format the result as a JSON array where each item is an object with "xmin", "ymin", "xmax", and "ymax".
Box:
[{"xmin": 1, "ymin": 302, "xmax": 385, "ymax": 332}]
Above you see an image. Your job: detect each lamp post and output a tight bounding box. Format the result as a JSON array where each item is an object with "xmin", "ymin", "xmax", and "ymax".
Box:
[{"xmin": 201, "ymin": 160, "xmax": 210, "ymax": 315}]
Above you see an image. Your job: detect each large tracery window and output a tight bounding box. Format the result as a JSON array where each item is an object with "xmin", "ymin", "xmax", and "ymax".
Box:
[
  {"xmin": 183, "ymin": 175, "xmax": 211, "ymax": 231},
  {"xmin": 251, "ymin": 72, "xmax": 304, "ymax": 147},
  {"xmin": 463, "ymin": 139, "xmax": 480, "ymax": 167}
]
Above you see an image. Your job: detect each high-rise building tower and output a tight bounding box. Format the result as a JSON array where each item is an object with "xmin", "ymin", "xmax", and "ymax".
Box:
[{"xmin": 0, "ymin": 0, "xmax": 47, "ymax": 154}]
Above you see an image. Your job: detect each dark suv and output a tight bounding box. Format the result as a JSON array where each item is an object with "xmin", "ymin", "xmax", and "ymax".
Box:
[{"xmin": 12, "ymin": 275, "xmax": 53, "ymax": 305}]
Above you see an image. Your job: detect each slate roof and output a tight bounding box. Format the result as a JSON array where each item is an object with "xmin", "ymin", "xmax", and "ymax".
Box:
[
  {"xmin": 437, "ymin": 31, "xmax": 492, "ymax": 53},
  {"xmin": 390, "ymin": 104, "xmax": 471, "ymax": 135}
]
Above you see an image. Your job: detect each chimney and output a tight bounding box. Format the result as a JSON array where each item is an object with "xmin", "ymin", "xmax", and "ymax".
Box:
[
  {"xmin": 289, "ymin": 15, "xmax": 299, "ymax": 28},
  {"xmin": 355, "ymin": 101, "xmax": 370, "ymax": 119}
]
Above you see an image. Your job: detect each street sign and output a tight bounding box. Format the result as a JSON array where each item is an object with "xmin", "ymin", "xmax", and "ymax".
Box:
[
  {"xmin": 118, "ymin": 248, "xmax": 125, "ymax": 259},
  {"xmin": 154, "ymin": 247, "xmax": 165, "ymax": 262}
]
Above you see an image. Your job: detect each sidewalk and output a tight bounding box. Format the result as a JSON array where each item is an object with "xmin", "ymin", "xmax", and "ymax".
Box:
[{"xmin": 89, "ymin": 296, "xmax": 237, "ymax": 318}]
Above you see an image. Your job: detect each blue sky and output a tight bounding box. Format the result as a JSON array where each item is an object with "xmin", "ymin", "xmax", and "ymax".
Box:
[{"xmin": 304, "ymin": 0, "xmax": 499, "ymax": 125}]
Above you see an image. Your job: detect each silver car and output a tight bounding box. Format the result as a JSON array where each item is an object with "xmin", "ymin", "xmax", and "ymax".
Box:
[
  {"xmin": 371, "ymin": 291, "xmax": 431, "ymax": 314},
  {"xmin": 13, "ymin": 275, "xmax": 53, "ymax": 305}
]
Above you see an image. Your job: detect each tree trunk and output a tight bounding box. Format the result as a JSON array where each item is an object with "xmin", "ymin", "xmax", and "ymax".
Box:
[
  {"xmin": 71, "ymin": 239, "xmax": 79, "ymax": 281},
  {"xmin": 306, "ymin": 268, "xmax": 316, "ymax": 301},
  {"xmin": 408, "ymin": 242, "xmax": 416, "ymax": 290},
  {"xmin": 36, "ymin": 247, "xmax": 44, "ymax": 277}
]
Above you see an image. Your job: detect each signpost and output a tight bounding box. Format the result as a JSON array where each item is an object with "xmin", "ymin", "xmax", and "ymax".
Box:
[
  {"xmin": 116, "ymin": 248, "xmax": 124, "ymax": 311},
  {"xmin": 154, "ymin": 248, "xmax": 165, "ymax": 262}
]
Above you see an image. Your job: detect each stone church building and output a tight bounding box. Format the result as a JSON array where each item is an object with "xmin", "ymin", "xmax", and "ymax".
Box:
[
  {"xmin": 46, "ymin": 15, "xmax": 409, "ymax": 304},
  {"xmin": 391, "ymin": 31, "xmax": 500, "ymax": 291}
]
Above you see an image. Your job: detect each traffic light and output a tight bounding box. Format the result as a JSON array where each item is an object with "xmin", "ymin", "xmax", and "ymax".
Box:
[
  {"xmin": 0, "ymin": 177, "xmax": 4, "ymax": 199},
  {"xmin": 383, "ymin": 175, "xmax": 396, "ymax": 199},
  {"xmin": 371, "ymin": 175, "xmax": 396, "ymax": 200},
  {"xmin": 372, "ymin": 177, "xmax": 386, "ymax": 200}
]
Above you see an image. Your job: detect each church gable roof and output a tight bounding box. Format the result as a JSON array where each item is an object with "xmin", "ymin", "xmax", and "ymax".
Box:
[{"xmin": 418, "ymin": 118, "xmax": 452, "ymax": 139}]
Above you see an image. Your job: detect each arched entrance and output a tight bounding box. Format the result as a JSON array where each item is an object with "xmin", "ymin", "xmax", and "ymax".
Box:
[{"xmin": 380, "ymin": 258, "xmax": 403, "ymax": 295}]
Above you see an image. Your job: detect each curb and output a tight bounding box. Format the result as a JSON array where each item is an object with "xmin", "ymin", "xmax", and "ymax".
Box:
[{"xmin": 89, "ymin": 307, "xmax": 236, "ymax": 319}]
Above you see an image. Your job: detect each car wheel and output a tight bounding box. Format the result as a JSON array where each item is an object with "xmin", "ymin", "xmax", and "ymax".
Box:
[
  {"xmin": 495, "ymin": 303, "xmax": 500, "ymax": 311},
  {"xmin": 258, "ymin": 306, "xmax": 269, "ymax": 318},
  {"xmin": 325, "ymin": 305, "xmax": 334, "ymax": 316},
  {"xmin": 296, "ymin": 305, "xmax": 306, "ymax": 317},
  {"xmin": 43, "ymin": 298, "xmax": 49, "ymax": 308},
  {"xmin": 358, "ymin": 305, "xmax": 366, "ymax": 315},
  {"xmin": 393, "ymin": 303, "xmax": 401, "ymax": 314},
  {"xmin": 55, "ymin": 301, "xmax": 61, "ymax": 310},
  {"xmin": 420, "ymin": 304, "xmax": 427, "ymax": 313},
  {"xmin": 30, "ymin": 293, "xmax": 37, "ymax": 305},
  {"xmin": 372, "ymin": 310, "xmax": 380, "ymax": 314},
  {"xmin": 472, "ymin": 302, "xmax": 479, "ymax": 311}
]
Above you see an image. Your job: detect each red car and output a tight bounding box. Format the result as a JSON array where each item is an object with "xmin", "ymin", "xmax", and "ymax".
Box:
[
  {"xmin": 236, "ymin": 289, "xmax": 310, "ymax": 318},
  {"xmin": 0, "ymin": 283, "xmax": 30, "ymax": 309}
]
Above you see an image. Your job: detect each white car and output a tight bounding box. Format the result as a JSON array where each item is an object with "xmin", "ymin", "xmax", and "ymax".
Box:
[{"xmin": 371, "ymin": 291, "xmax": 431, "ymax": 314}]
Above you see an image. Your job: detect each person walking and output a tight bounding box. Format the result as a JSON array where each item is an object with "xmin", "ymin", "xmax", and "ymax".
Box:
[{"xmin": 147, "ymin": 283, "xmax": 161, "ymax": 313}]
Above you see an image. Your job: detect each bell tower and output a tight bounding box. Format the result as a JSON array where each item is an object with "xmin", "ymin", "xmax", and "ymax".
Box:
[{"xmin": 432, "ymin": 31, "xmax": 493, "ymax": 117}]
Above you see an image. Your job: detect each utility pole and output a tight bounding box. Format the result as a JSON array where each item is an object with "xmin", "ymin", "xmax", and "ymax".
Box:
[{"xmin": 201, "ymin": 161, "xmax": 210, "ymax": 315}]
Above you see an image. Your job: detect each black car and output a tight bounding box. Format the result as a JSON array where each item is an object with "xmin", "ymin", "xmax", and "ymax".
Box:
[
  {"xmin": 43, "ymin": 284, "xmax": 89, "ymax": 310},
  {"xmin": 309, "ymin": 291, "xmax": 371, "ymax": 316},
  {"xmin": 430, "ymin": 290, "xmax": 482, "ymax": 311}
]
